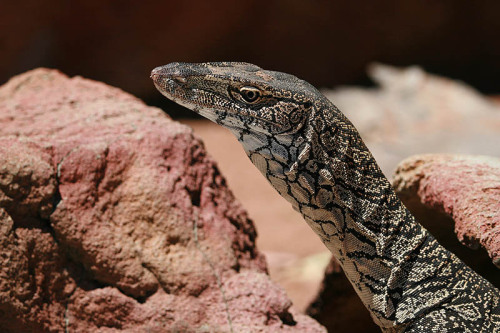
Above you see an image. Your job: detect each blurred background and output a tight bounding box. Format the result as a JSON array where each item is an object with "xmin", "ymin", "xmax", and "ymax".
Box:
[
  {"xmin": 1, "ymin": 1, "xmax": 499, "ymax": 109},
  {"xmin": 2, "ymin": 0, "xmax": 499, "ymax": 326}
]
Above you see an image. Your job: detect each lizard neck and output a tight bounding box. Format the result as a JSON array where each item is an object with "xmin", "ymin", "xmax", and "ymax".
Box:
[{"xmin": 237, "ymin": 100, "xmax": 441, "ymax": 327}]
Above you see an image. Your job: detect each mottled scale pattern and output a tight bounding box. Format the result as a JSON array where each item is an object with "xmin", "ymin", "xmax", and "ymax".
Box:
[{"xmin": 151, "ymin": 62, "xmax": 500, "ymax": 332}]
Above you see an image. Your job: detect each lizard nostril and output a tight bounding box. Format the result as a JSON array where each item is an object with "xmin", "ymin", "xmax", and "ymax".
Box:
[{"xmin": 150, "ymin": 67, "xmax": 164, "ymax": 82}]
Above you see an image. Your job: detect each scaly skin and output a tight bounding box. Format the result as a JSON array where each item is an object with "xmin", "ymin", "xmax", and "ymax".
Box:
[{"xmin": 151, "ymin": 62, "xmax": 500, "ymax": 332}]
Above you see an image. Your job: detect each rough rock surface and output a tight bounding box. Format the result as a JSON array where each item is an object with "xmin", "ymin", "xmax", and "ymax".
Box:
[
  {"xmin": 0, "ymin": 69, "xmax": 325, "ymax": 332},
  {"xmin": 393, "ymin": 154, "xmax": 500, "ymax": 271}
]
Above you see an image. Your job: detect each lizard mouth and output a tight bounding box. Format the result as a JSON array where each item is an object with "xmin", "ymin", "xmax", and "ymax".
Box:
[{"xmin": 187, "ymin": 88, "xmax": 285, "ymax": 133}]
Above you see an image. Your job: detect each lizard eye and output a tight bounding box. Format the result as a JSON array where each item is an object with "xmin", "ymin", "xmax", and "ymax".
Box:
[{"xmin": 239, "ymin": 86, "xmax": 261, "ymax": 103}]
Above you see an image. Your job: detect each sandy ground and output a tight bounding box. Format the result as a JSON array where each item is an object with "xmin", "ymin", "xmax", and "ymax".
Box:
[{"xmin": 182, "ymin": 119, "xmax": 331, "ymax": 312}]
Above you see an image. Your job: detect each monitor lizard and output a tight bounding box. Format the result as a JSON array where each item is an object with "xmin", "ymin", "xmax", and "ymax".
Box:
[{"xmin": 151, "ymin": 62, "xmax": 500, "ymax": 332}]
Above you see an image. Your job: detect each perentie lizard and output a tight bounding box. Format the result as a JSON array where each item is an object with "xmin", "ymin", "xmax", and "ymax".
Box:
[{"xmin": 151, "ymin": 62, "xmax": 500, "ymax": 332}]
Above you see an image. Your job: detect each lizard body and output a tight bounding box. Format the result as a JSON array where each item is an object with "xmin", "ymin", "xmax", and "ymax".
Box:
[{"xmin": 151, "ymin": 62, "xmax": 500, "ymax": 332}]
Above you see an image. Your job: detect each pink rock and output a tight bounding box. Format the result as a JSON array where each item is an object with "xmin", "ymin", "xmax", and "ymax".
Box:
[
  {"xmin": 0, "ymin": 139, "xmax": 56, "ymax": 224},
  {"xmin": 0, "ymin": 69, "xmax": 325, "ymax": 332},
  {"xmin": 393, "ymin": 154, "xmax": 500, "ymax": 268}
]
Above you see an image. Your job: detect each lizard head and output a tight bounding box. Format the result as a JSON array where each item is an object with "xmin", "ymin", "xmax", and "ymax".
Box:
[
  {"xmin": 151, "ymin": 62, "xmax": 317, "ymax": 138},
  {"xmin": 151, "ymin": 62, "xmax": 346, "ymax": 183}
]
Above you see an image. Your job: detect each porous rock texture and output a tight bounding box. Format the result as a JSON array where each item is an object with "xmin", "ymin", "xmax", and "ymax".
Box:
[
  {"xmin": 393, "ymin": 154, "xmax": 500, "ymax": 272},
  {"xmin": 0, "ymin": 69, "xmax": 325, "ymax": 332}
]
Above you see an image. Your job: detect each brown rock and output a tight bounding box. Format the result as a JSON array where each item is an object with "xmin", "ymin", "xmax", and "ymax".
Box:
[
  {"xmin": 0, "ymin": 69, "xmax": 325, "ymax": 332},
  {"xmin": 0, "ymin": 139, "xmax": 56, "ymax": 225},
  {"xmin": 0, "ymin": 140, "xmax": 73, "ymax": 332}
]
